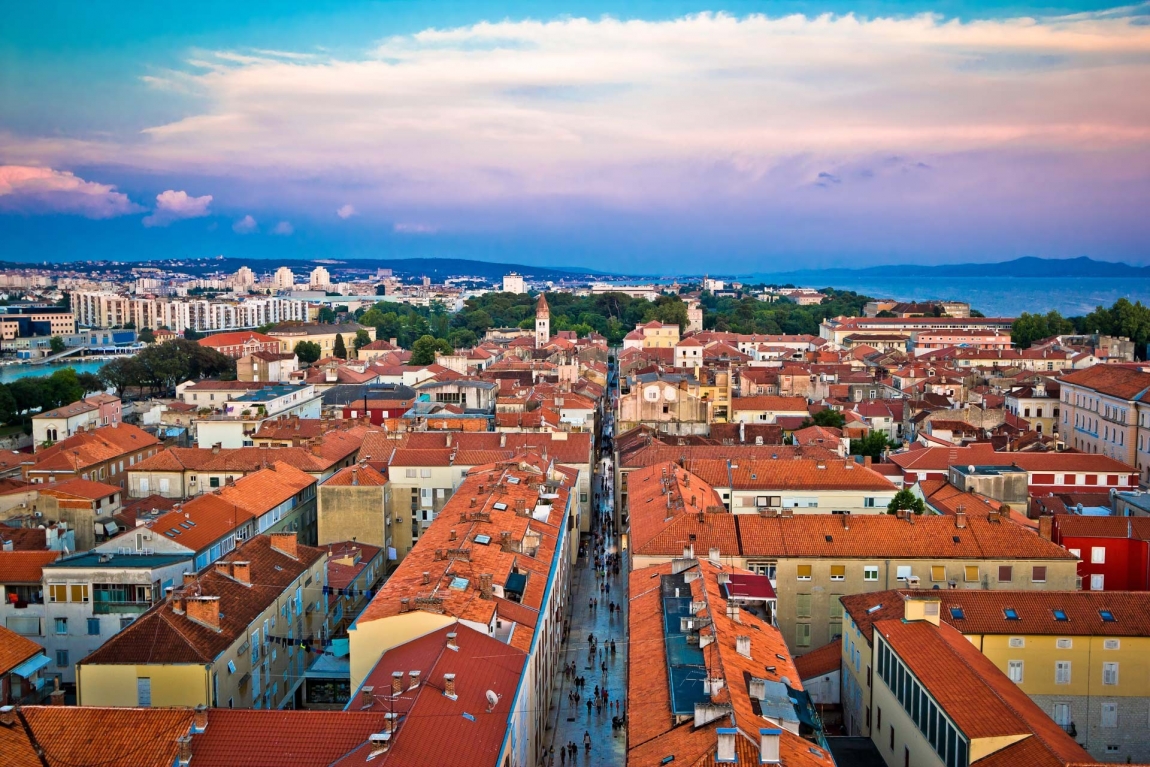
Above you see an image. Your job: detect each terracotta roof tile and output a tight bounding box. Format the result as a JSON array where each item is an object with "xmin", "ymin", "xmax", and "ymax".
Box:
[
  {"xmin": 19, "ymin": 706, "xmax": 193, "ymax": 767},
  {"xmin": 192, "ymin": 709, "xmax": 393, "ymax": 767},
  {"xmin": 323, "ymin": 464, "xmax": 388, "ymax": 486},
  {"xmin": 0, "ymin": 550, "xmax": 62, "ymax": 582},
  {"xmin": 0, "ymin": 623, "xmax": 43, "ymax": 675},
  {"xmin": 794, "ymin": 637, "xmax": 842, "ymax": 681},
  {"xmin": 730, "ymin": 395, "xmax": 809, "ymax": 412}
]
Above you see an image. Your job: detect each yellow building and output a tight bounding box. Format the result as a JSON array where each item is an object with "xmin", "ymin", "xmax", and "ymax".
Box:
[
  {"xmin": 842, "ymin": 589, "xmax": 1150, "ymax": 764},
  {"xmin": 77, "ymin": 534, "xmax": 328, "ymax": 709},
  {"xmin": 862, "ymin": 598, "xmax": 1094, "ymax": 767},
  {"xmin": 267, "ymin": 322, "xmax": 376, "ymax": 358}
]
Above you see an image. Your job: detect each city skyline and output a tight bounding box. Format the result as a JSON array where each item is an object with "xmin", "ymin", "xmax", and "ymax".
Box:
[{"xmin": 2, "ymin": 0, "xmax": 1149, "ymax": 270}]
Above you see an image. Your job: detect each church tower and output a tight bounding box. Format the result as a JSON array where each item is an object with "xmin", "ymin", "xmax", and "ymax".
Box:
[{"xmin": 535, "ymin": 293, "xmax": 550, "ymax": 348}]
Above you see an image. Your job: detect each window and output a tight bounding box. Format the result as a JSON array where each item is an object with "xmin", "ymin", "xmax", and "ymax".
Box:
[
  {"xmin": 830, "ymin": 565, "xmax": 846, "ymax": 581},
  {"xmin": 405, "ymin": 468, "xmax": 416, "ymax": 478},
  {"xmin": 1101, "ymin": 702, "xmax": 1118, "ymax": 728},
  {"xmin": 54, "ymin": 617, "xmax": 67, "ymax": 635},
  {"xmin": 137, "ymin": 677, "xmax": 152, "ymax": 706},
  {"xmin": 796, "ymin": 565, "xmax": 812, "ymax": 580},
  {"xmin": 864, "ymin": 497, "xmax": 876, "ymax": 508},
  {"xmin": 998, "ymin": 566, "xmax": 1012, "ymax": 582},
  {"xmin": 1100, "ymin": 610, "xmax": 1116, "ymax": 623},
  {"xmin": 1009, "ymin": 637, "xmax": 1025, "ymax": 648},
  {"xmin": 87, "ymin": 617, "xmax": 100, "ymax": 636},
  {"xmin": 949, "ymin": 606, "xmax": 965, "ymax": 620},
  {"xmin": 1032, "ymin": 566, "xmax": 1047, "ymax": 583},
  {"xmin": 889, "ymin": 725, "xmax": 895, "ymax": 751},
  {"xmin": 49, "ymin": 584, "xmax": 66, "ymax": 603},
  {"xmin": 210, "ymin": 477, "xmax": 221, "ymax": 488},
  {"xmin": 1004, "ymin": 608, "xmax": 1019, "ymax": 620},
  {"xmin": 1091, "ymin": 574, "xmax": 1105, "ymax": 591},
  {"xmin": 930, "ymin": 565, "xmax": 946, "ymax": 582},
  {"xmin": 420, "ymin": 469, "xmax": 432, "ymax": 478},
  {"xmin": 1007, "ymin": 660, "xmax": 1024, "ymax": 683},
  {"xmin": 896, "ymin": 565, "xmax": 912, "ymax": 581},
  {"xmin": 1055, "ymin": 661, "xmax": 1071, "ymax": 684},
  {"xmin": 964, "ymin": 565, "xmax": 979, "ymax": 583},
  {"xmin": 1056, "ymin": 638, "xmax": 1072, "ymax": 649},
  {"xmin": 1103, "ymin": 662, "xmax": 1118, "ymax": 685},
  {"xmin": 864, "ymin": 565, "xmax": 879, "ymax": 581},
  {"xmin": 795, "ymin": 593, "xmax": 812, "ymax": 618},
  {"xmin": 795, "ymin": 623, "xmax": 811, "ymax": 647},
  {"xmin": 1104, "ymin": 638, "xmax": 1120, "ymax": 649},
  {"xmin": 1068, "ymin": 548, "xmax": 1081, "ymax": 559},
  {"xmin": 1052, "ymin": 703, "xmax": 1070, "ymax": 726},
  {"xmin": 56, "ymin": 650, "xmax": 69, "ymax": 667},
  {"xmin": 1091, "ymin": 546, "xmax": 1106, "ymax": 564},
  {"xmin": 829, "ymin": 596, "xmax": 843, "ymax": 620}
]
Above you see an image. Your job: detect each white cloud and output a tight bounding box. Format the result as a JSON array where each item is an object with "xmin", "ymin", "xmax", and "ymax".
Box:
[
  {"xmin": 142, "ymin": 189, "xmax": 213, "ymax": 227},
  {"xmin": 232, "ymin": 214, "xmax": 257, "ymax": 233},
  {"xmin": 271, "ymin": 220, "xmax": 294, "ymax": 235},
  {"xmin": 0, "ymin": 165, "xmax": 141, "ymax": 218},
  {"xmin": 336, "ymin": 204, "xmax": 356, "ymax": 219},
  {"xmin": 393, "ymin": 222, "xmax": 436, "ymax": 234}
]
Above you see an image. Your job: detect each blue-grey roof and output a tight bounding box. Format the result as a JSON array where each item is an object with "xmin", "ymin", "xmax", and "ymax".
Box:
[
  {"xmin": 230, "ymin": 384, "xmax": 313, "ymax": 403},
  {"xmin": 46, "ymin": 551, "xmax": 191, "ymax": 569}
]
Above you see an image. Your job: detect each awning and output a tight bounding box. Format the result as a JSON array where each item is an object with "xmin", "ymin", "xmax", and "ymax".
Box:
[
  {"xmin": 504, "ymin": 572, "xmax": 527, "ymax": 595},
  {"xmin": 11, "ymin": 653, "xmax": 50, "ymax": 678}
]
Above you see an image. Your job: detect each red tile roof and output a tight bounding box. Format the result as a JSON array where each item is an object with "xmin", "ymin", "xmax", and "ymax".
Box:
[
  {"xmin": 686, "ymin": 457, "xmax": 897, "ymax": 492},
  {"xmin": 343, "ymin": 623, "xmax": 525, "ymax": 767},
  {"xmin": 794, "ymin": 637, "xmax": 842, "ymax": 680},
  {"xmin": 192, "ymin": 709, "xmax": 394, "ymax": 767},
  {"xmin": 323, "ymin": 464, "xmax": 388, "ymax": 486},
  {"xmin": 730, "ymin": 395, "xmax": 809, "ymax": 412},
  {"xmin": 0, "ymin": 550, "xmax": 62, "ymax": 582},
  {"xmin": 0, "ymin": 623, "xmax": 43, "ymax": 675},
  {"xmin": 17, "ymin": 706, "xmax": 194, "ymax": 767},
  {"xmin": 26, "ymin": 424, "xmax": 159, "ymax": 475},
  {"xmin": 1058, "ymin": 365, "xmax": 1150, "ymax": 400},
  {"xmin": 81, "ymin": 534, "xmax": 324, "ymax": 666}
]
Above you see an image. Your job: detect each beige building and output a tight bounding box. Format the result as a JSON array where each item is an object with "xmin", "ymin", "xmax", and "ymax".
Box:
[
  {"xmin": 267, "ymin": 323, "xmax": 375, "ymax": 357},
  {"xmin": 317, "ymin": 464, "xmax": 393, "ymax": 560},
  {"xmin": 77, "ymin": 533, "xmax": 328, "ymax": 709},
  {"xmin": 616, "ymin": 372, "xmax": 710, "ymax": 435}
]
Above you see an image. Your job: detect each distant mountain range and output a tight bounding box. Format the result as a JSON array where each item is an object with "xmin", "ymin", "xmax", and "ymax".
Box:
[{"xmin": 752, "ymin": 257, "xmax": 1150, "ymax": 282}]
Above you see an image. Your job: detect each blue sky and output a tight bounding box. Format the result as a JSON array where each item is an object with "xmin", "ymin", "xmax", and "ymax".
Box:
[{"xmin": 2, "ymin": 1, "xmax": 1148, "ymax": 273}]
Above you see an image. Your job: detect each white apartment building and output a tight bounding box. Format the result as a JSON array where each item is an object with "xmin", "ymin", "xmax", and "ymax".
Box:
[
  {"xmin": 73, "ymin": 292, "xmax": 313, "ymax": 334},
  {"xmin": 502, "ymin": 273, "xmax": 526, "ymax": 294},
  {"xmin": 233, "ymin": 267, "xmax": 255, "ymax": 288}
]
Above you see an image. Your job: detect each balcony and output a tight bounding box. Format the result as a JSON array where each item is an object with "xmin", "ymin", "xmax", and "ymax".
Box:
[{"xmin": 93, "ymin": 600, "xmax": 153, "ymax": 615}]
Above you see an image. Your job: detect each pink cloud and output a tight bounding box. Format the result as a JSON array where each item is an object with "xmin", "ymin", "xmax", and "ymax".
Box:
[
  {"xmin": 142, "ymin": 189, "xmax": 213, "ymax": 227},
  {"xmin": 0, "ymin": 165, "xmax": 141, "ymax": 218}
]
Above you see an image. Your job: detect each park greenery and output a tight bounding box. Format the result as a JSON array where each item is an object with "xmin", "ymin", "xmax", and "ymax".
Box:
[
  {"xmin": 887, "ymin": 488, "xmax": 926, "ymax": 515},
  {"xmin": 1011, "ymin": 298, "xmax": 1150, "ymax": 354},
  {"xmin": 350, "ymin": 287, "xmax": 872, "ymax": 349},
  {"xmin": 97, "ymin": 339, "xmax": 235, "ymax": 397},
  {"xmin": 0, "ymin": 367, "xmax": 105, "ymax": 430}
]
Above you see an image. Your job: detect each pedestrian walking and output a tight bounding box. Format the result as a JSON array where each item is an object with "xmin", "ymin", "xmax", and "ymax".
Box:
[
  {"xmin": 584, "ymin": 732, "xmax": 592, "ymax": 751},
  {"xmin": 560, "ymin": 743, "xmax": 566, "ymax": 766}
]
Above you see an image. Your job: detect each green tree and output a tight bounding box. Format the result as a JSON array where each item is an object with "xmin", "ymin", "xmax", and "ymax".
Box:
[
  {"xmin": 56, "ymin": 292, "xmax": 71, "ymax": 310},
  {"xmin": 184, "ymin": 328, "xmax": 203, "ymax": 341},
  {"xmin": 76, "ymin": 372, "xmax": 105, "ymax": 394},
  {"xmin": 49, "ymin": 336, "xmax": 66, "ymax": 354},
  {"xmin": 98, "ymin": 357, "xmax": 143, "ymax": 397},
  {"xmin": 333, "ymin": 333, "xmax": 347, "ymax": 359},
  {"xmin": 42, "ymin": 368, "xmax": 85, "ymax": 409},
  {"xmin": 887, "ymin": 488, "xmax": 926, "ymax": 515},
  {"xmin": 410, "ymin": 334, "xmax": 452, "ymax": 365},
  {"xmin": 0, "ymin": 385, "xmax": 16, "ymax": 425},
  {"xmin": 449, "ymin": 328, "xmax": 478, "ymax": 348},
  {"xmin": 137, "ymin": 328, "xmax": 155, "ymax": 344},
  {"xmin": 353, "ymin": 329, "xmax": 371, "ymax": 351},
  {"xmin": 801, "ymin": 409, "xmax": 846, "ymax": 430},
  {"xmin": 317, "ymin": 307, "xmax": 337, "ymax": 324},
  {"xmin": 850, "ymin": 431, "xmax": 893, "ymax": 459},
  {"xmin": 294, "ymin": 341, "xmax": 322, "ymax": 364}
]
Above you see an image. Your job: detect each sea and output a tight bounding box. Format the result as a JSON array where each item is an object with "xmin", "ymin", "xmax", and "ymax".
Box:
[
  {"xmin": 767, "ymin": 277, "xmax": 1150, "ymax": 318},
  {"xmin": 0, "ymin": 358, "xmax": 109, "ymax": 385}
]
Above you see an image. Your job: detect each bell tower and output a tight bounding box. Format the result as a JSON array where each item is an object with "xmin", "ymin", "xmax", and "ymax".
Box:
[{"xmin": 535, "ymin": 293, "xmax": 550, "ymax": 348}]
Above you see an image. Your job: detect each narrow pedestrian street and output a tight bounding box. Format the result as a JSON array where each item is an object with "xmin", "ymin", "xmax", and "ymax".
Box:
[{"xmin": 542, "ymin": 365, "xmax": 625, "ymax": 767}]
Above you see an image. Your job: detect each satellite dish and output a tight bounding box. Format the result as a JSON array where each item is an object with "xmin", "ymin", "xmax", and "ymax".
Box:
[{"xmin": 485, "ymin": 690, "xmax": 501, "ymax": 711}]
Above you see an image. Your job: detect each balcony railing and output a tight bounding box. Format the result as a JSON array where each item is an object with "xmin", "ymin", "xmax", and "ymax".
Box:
[{"xmin": 93, "ymin": 601, "xmax": 153, "ymax": 615}]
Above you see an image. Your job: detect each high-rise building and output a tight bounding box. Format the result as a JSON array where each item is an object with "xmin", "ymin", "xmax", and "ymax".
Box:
[
  {"xmin": 503, "ymin": 273, "xmax": 526, "ymax": 294},
  {"xmin": 273, "ymin": 267, "xmax": 295, "ymax": 291},
  {"xmin": 233, "ymin": 266, "xmax": 255, "ymax": 288},
  {"xmin": 309, "ymin": 266, "xmax": 331, "ymax": 290}
]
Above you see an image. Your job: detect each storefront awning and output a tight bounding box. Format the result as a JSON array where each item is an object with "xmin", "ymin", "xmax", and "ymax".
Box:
[{"xmin": 11, "ymin": 653, "xmax": 50, "ymax": 678}]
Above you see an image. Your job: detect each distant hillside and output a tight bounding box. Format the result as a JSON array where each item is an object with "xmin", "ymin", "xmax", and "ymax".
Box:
[{"xmin": 753, "ymin": 256, "xmax": 1150, "ymax": 282}]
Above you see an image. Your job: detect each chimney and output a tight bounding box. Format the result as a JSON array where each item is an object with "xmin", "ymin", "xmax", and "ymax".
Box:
[
  {"xmin": 1039, "ymin": 515, "xmax": 1053, "ymax": 541},
  {"xmin": 422, "ymin": 571, "xmax": 430, "ymax": 585},
  {"xmin": 449, "ymin": 529, "xmax": 457, "ymax": 542},
  {"xmin": 0, "ymin": 706, "xmax": 15, "ymax": 727},
  {"xmin": 183, "ymin": 572, "xmax": 196, "ymax": 587},
  {"xmin": 987, "ymin": 510, "xmax": 1001, "ymax": 523},
  {"xmin": 717, "ymin": 571, "xmax": 730, "ymax": 585},
  {"xmin": 759, "ymin": 728, "xmax": 782, "ymax": 764},
  {"xmin": 443, "ymin": 673, "xmax": 458, "ymax": 700},
  {"xmin": 726, "ymin": 599, "xmax": 740, "ymax": 622},
  {"xmin": 391, "ymin": 671, "xmax": 404, "ymax": 696},
  {"xmin": 361, "ymin": 685, "xmax": 375, "ymax": 709},
  {"xmin": 895, "ymin": 508, "xmax": 907, "ymax": 520},
  {"xmin": 192, "ymin": 704, "xmax": 208, "ymax": 733},
  {"xmin": 408, "ymin": 670, "xmax": 421, "ymax": 690},
  {"xmin": 49, "ymin": 687, "xmax": 66, "ymax": 706},
  {"xmin": 863, "ymin": 455, "xmax": 872, "ymax": 467},
  {"xmin": 479, "ymin": 573, "xmax": 493, "ymax": 600},
  {"xmin": 683, "ymin": 544, "xmax": 695, "ymax": 559},
  {"xmin": 399, "ymin": 597, "xmax": 410, "ymax": 613},
  {"xmin": 717, "ymin": 729, "xmax": 737, "ymax": 762},
  {"xmin": 736, "ymin": 635, "xmax": 751, "ymax": 658},
  {"xmin": 269, "ymin": 532, "xmax": 298, "ymax": 559},
  {"xmin": 955, "ymin": 511, "xmax": 967, "ymax": 529},
  {"xmin": 447, "ymin": 632, "xmax": 459, "ymax": 651},
  {"xmin": 212, "ymin": 444, "xmax": 221, "ymax": 455},
  {"xmin": 186, "ymin": 596, "xmax": 221, "ymax": 631},
  {"xmin": 214, "ymin": 561, "xmax": 231, "ymax": 577},
  {"xmin": 177, "ymin": 735, "xmax": 193, "ymax": 766},
  {"xmin": 841, "ymin": 513, "xmax": 850, "ymax": 530},
  {"xmin": 708, "ymin": 547, "xmax": 721, "ymax": 563},
  {"xmin": 749, "ymin": 677, "xmax": 766, "ymax": 699},
  {"xmin": 232, "ymin": 561, "xmax": 251, "ymax": 585}
]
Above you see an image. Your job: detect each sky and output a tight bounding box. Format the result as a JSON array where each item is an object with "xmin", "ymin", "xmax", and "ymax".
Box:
[{"xmin": 1, "ymin": 0, "xmax": 1149, "ymax": 274}]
